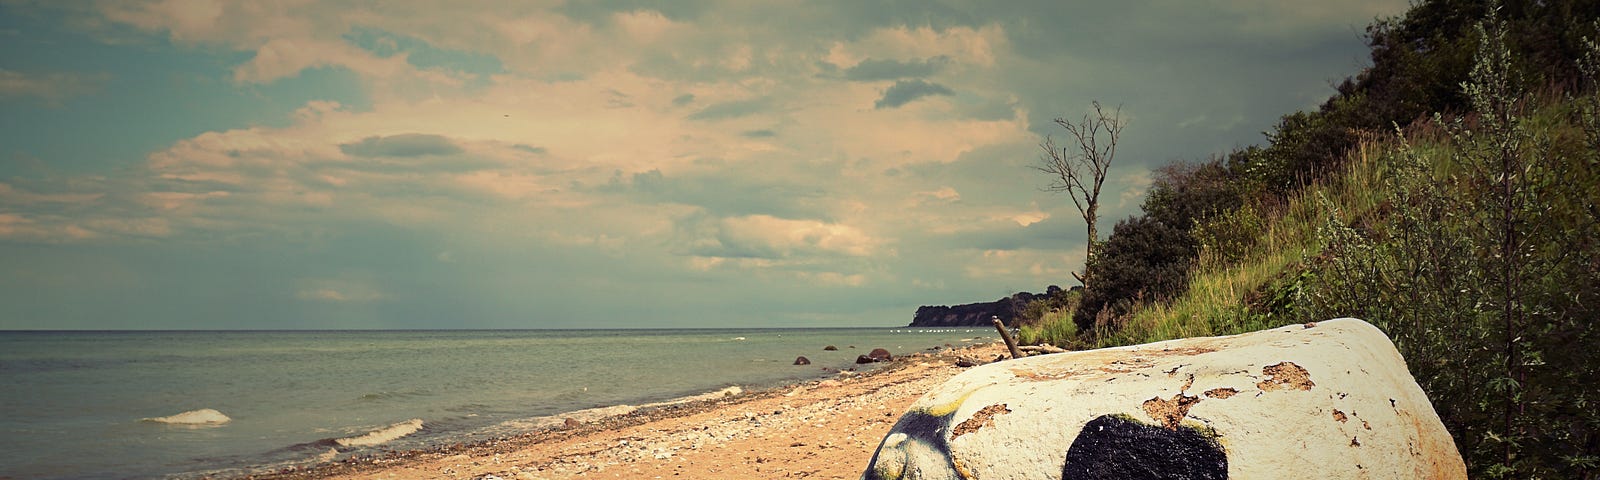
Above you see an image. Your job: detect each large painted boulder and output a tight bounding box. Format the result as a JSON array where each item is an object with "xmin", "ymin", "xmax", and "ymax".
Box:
[{"xmin": 862, "ymin": 318, "xmax": 1465, "ymax": 479}]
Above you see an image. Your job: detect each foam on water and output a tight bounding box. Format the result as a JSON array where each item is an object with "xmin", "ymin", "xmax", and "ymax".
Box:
[
  {"xmin": 141, "ymin": 408, "xmax": 231, "ymax": 426},
  {"xmin": 334, "ymin": 419, "xmax": 424, "ymax": 447}
]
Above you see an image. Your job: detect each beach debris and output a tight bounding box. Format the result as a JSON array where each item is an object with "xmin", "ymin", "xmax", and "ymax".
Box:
[
  {"xmin": 824, "ymin": 345, "xmax": 838, "ymax": 351},
  {"xmin": 794, "ymin": 356, "xmax": 811, "ymax": 365},
  {"xmin": 140, "ymin": 408, "xmax": 231, "ymax": 425}
]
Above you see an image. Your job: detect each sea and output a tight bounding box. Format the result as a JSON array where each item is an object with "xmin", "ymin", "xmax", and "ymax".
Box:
[{"xmin": 0, "ymin": 327, "xmax": 994, "ymax": 479}]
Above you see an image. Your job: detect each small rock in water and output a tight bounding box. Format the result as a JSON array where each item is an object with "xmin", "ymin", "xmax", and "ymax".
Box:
[
  {"xmin": 141, "ymin": 408, "xmax": 232, "ymax": 425},
  {"xmin": 794, "ymin": 356, "xmax": 811, "ymax": 365},
  {"xmin": 867, "ymin": 348, "xmax": 892, "ymax": 362},
  {"xmin": 824, "ymin": 345, "xmax": 838, "ymax": 351},
  {"xmin": 854, "ymin": 355, "xmax": 874, "ymax": 364}
]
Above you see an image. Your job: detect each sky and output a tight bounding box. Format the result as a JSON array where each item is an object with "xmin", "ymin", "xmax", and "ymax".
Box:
[{"xmin": 0, "ymin": 0, "xmax": 1410, "ymax": 330}]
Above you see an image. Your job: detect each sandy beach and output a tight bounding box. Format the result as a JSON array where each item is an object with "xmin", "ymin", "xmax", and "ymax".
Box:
[{"xmin": 245, "ymin": 342, "xmax": 1008, "ymax": 480}]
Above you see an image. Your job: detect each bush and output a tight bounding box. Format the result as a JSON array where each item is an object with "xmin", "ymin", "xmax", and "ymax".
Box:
[
  {"xmin": 1304, "ymin": 19, "xmax": 1600, "ymax": 477},
  {"xmin": 1074, "ymin": 216, "xmax": 1195, "ymax": 332}
]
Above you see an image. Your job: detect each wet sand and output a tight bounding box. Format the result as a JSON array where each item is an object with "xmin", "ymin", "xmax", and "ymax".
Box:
[{"xmin": 246, "ymin": 342, "xmax": 1008, "ymax": 480}]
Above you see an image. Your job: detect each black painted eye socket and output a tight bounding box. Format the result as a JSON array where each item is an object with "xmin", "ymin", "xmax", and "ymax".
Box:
[{"xmin": 1062, "ymin": 415, "xmax": 1228, "ymax": 480}]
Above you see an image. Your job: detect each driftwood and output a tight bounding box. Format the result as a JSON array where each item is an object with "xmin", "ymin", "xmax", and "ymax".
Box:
[
  {"xmin": 1019, "ymin": 344, "xmax": 1068, "ymax": 354},
  {"xmin": 992, "ymin": 316, "xmax": 1024, "ymax": 359}
]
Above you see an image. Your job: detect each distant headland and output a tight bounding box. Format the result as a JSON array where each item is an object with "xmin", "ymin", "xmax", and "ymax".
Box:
[{"xmin": 910, "ymin": 286, "xmax": 1063, "ymax": 327}]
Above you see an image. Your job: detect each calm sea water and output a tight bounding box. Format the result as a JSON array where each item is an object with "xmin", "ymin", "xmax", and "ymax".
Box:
[{"xmin": 0, "ymin": 328, "xmax": 994, "ymax": 479}]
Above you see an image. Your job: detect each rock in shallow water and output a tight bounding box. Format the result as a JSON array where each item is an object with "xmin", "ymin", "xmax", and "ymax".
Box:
[
  {"xmin": 141, "ymin": 408, "xmax": 231, "ymax": 425},
  {"xmin": 861, "ymin": 318, "xmax": 1465, "ymax": 480},
  {"xmin": 794, "ymin": 356, "xmax": 811, "ymax": 365}
]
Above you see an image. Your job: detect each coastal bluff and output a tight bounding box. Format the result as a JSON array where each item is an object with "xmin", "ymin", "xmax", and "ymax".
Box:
[
  {"xmin": 911, "ymin": 286, "xmax": 1062, "ymax": 327},
  {"xmin": 862, "ymin": 318, "xmax": 1466, "ymax": 479}
]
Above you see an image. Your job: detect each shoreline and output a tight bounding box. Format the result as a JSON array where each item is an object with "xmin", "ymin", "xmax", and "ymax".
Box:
[{"xmin": 240, "ymin": 341, "xmax": 1008, "ymax": 480}]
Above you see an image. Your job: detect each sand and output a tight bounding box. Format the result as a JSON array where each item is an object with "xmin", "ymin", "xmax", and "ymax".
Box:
[{"xmin": 246, "ymin": 342, "xmax": 1009, "ymax": 480}]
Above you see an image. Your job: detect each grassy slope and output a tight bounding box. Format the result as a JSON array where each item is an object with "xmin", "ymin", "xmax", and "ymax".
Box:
[{"xmin": 1021, "ymin": 100, "xmax": 1582, "ymax": 350}]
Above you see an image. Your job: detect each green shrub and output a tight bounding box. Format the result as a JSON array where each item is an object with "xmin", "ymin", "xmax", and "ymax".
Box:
[{"xmin": 1074, "ymin": 216, "xmax": 1195, "ymax": 332}]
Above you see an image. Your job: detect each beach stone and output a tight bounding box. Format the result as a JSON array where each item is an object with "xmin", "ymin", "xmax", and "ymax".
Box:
[
  {"xmin": 141, "ymin": 408, "xmax": 231, "ymax": 425},
  {"xmin": 855, "ymin": 355, "xmax": 875, "ymax": 364},
  {"xmin": 861, "ymin": 318, "xmax": 1465, "ymax": 480},
  {"xmin": 868, "ymin": 348, "xmax": 893, "ymax": 362},
  {"xmin": 824, "ymin": 345, "xmax": 839, "ymax": 351},
  {"xmin": 563, "ymin": 418, "xmax": 581, "ymax": 429},
  {"xmin": 794, "ymin": 356, "xmax": 811, "ymax": 365}
]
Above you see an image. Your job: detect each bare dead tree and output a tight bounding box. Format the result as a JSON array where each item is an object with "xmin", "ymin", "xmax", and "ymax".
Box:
[{"xmin": 1035, "ymin": 101, "xmax": 1124, "ymax": 287}]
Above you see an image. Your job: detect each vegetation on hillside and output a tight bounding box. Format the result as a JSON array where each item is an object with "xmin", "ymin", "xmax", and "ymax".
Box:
[{"xmin": 1018, "ymin": 1, "xmax": 1600, "ymax": 477}]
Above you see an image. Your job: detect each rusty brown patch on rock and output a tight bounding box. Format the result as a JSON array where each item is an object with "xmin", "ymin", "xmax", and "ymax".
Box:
[
  {"xmin": 1257, "ymin": 362, "xmax": 1315, "ymax": 392},
  {"xmin": 952, "ymin": 458, "xmax": 976, "ymax": 479},
  {"xmin": 1203, "ymin": 387, "xmax": 1238, "ymax": 399},
  {"xmin": 1157, "ymin": 347, "xmax": 1216, "ymax": 357},
  {"xmin": 1008, "ymin": 367, "xmax": 1079, "ymax": 381},
  {"xmin": 1333, "ymin": 409, "xmax": 1348, "ymax": 423},
  {"xmin": 1142, "ymin": 393, "xmax": 1200, "ymax": 430},
  {"xmin": 951, "ymin": 403, "xmax": 1011, "ymax": 440}
]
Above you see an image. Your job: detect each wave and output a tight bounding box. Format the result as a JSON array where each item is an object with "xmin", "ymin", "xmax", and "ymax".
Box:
[
  {"xmin": 356, "ymin": 389, "xmax": 431, "ymax": 402},
  {"xmin": 494, "ymin": 385, "xmax": 745, "ymax": 433},
  {"xmin": 141, "ymin": 408, "xmax": 231, "ymax": 425},
  {"xmin": 334, "ymin": 418, "xmax": 424, "ymax": 447},
  {"xmin": 640, "ymin": 386, "xmax": 743, "ymax": 408},
  {"xmin": 498, "ymin": 404, "xmax": 640, "ymax": 431}
]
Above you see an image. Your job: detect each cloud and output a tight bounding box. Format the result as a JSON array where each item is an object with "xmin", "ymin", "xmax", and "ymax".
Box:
[
  {"xmin": 841, "ymin": 55, "xmax": 950, "ymax": 81},
  {"xmin": 295, "ymin": 277, "xmax": 386, "ymax": 303},
  {"xmin": 681, "ymin": 214, "xmax": 881, "ymax": 260},
  {"xmin": 0, "ymin": 69, "xmax": 110, "ymax": 104},
  {"xmin": 512, "ymin": 144, "xmax": 547, "ymax": 154},
  {"xmin": 339, "ymin": 134, "xmax": 463, "ymax": 157},
  {"xmin": 686, "ymin": 98, "xmax": 770, "ymax": 121},
  {"xmin": 874, "ymin": 79, "xmax": 954, "ymax": 109}
]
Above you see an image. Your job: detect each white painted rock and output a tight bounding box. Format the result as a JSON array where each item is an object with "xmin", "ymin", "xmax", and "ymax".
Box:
[{"xmin": 861, "ymin": 318, "xmax": 1465, "ymax": 479}]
